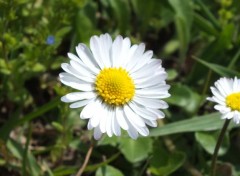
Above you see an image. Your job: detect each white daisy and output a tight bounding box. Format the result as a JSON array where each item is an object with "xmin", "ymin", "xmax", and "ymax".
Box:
[
  {"xmin": 59, "ymin": 33, "xmax": 170, "ymax": 140},
  {"xmin": 207, "ymin": 77, "xmax": 240, "ymax": 124}
]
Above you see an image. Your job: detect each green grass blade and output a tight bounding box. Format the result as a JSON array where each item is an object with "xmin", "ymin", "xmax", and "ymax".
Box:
[
  {"xmin": 193, "ymin": 56, "xmax": 240, "ymax": 77},
  {"xmin": 0, "ymin": 97, "xmax": 60, "ymax": 142},
  {"xmin": 150, "ymin": 113, "xmax": 239, "ymax": 137}
]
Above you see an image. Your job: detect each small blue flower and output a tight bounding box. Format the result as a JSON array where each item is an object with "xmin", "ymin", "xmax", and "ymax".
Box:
[{"xmin": 46, "ymin": 35, "xmax": 55, "ymax": 45}]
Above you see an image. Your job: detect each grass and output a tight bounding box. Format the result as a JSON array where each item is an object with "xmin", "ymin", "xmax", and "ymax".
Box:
[{"xmin": 0, "ymin": 0, "xmax": 240, "ymax": 175}]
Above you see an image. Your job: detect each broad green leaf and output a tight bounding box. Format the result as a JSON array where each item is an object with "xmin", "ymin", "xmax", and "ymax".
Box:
[
  {"xmin": 166, "ymin": 84, "xmax": 201, "ymax": 114},
  {"xmin": 193, "ymin": 56, "xmax": 240, "ymax": 77},
  {"xmin": 98, "ymin": 135, "xmax": 119, "ymax": 146},
  {"xmin": 149, "ymin": 145, "xmax": 186, "ymax": 176},
  {"xmin": 195, "ymin": 131, "xmax": 229, "ymax": 156},
  {"xmin": 119, "ymin": 137, "xmax": 152, "ymax": 163},
  {"xmin": 150, "ymin": 113, "xmax": 239, "ymax": 137},
  {"xmin": 96, "ymin": 165, "xmax": 124, "ymax": 176}
]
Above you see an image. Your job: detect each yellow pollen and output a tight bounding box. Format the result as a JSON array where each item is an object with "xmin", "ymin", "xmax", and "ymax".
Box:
[
  {"xmin": 95, "ymin": 67, "xmax": 135, "ymax": 106},
  {"xmin": 226, "ymin": 92, "xmax": 240, "ymax": 111}
]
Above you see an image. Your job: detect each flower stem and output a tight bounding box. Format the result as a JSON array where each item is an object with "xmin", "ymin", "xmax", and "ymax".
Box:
[
  {"xmin": 76, "ymin": 139, "xmax": 95, "ymax": 176},
  {"xmin": 210, "ymin": 119, "xmax": 231, "ymax": 176}
]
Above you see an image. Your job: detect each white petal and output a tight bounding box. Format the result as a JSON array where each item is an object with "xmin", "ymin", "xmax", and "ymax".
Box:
[
  {"xmin": 148, "ymin": 108, "xmax": 165, "ymax": 119},
  {"xmin": 67, "ymin": 53, "xmax": 81, "ymax": 62},
  {"xmin": 69, "ymin": 60, "xmax": 96, "ymax": 78},
  {"xmin": 126, "ymin": 43, "xmax": 145, "ymax": 71},
  {"xmin": 76, "ymin": 44, "xmax": 100, "ymax": 73},
  {"xmin": 124, "ymin": 105, "xmax": 146, "ymax": 127},
  {"xmin": 127, "ymin": 123, "xmax": 138, "ymax": 139},
  {"xmin": 111, "ymin": 35, "xmax": 123, "ymax": 66},
  {"xmin": 69, "ymin": 99, "xmax": 93, "ymax": 108},
  {"xmin": 94, "ymin": 126, "xmax": 102, "ymax": 140},
  {"xmin": 87, "ymin": 121, "xmax": 94, "ymax": 130},
  {"xmin": 59, "ymin": 72, "xmax": 94, "ymax": 91},
  {"xmin": 144, "ymin": 119, "xmax": 158, "ymax": 127},
  {"xmin": 80, "ymin": 100, "xmax": 99, "ymax": 119},
  {"xmin": 89, "ymin": 114, "xmax": 101, "ymax": 127},
  {"xmin": 61, "ymin": 92, "xmax": 96, "ymax": 103},
  {"xmin": 210, "ymin": 87, "xmax": 225, "ymax": 101},
  {"xmin": 136, "ymin": 87, "xmax": 170, "ymax": 99},
  {"xmin": 117, "ymin": 37, "xmax": 131, "ymax": 67},
  {"xmin": 90, "ymin": 36, "xmax": 105, "ymax": 69},
  {"xmin": 214, "ymin": 105, "xmax": 231, "ymax": 114},
  {"xmin": 116, "ymin": 106, "xmax": 129, "ymax": 130},
  {"xmin": 133, "ymin": 96, "xmax": 169, "ymax": 109},
  {"xmin": 112, "ymin": 110, "xmax": 121, "ymax": 136},
  {"xmin": 233, "ymin": 111, "xmax": 240, "ymax": 124},
  {"xmin": 61, "ymin": 63, "xmax": 94, "ymax": 83},
  {"xmin": 128, "ymin": 102, "xmax": 158, "ymax": 121},
  {"xmin": 99, "ymin": 104, "xmax": 108, "ymax": 133},
  {"xmin": 134, "ymin": 74, "xmax": 167, "ymax": 89},
  {"xmin": 130, "ymin": 50, "xmax": 153, "ymax": 73},
  {"xmin": 121, "ymin": 44, "xmax": 138, "ymax": 67},
  {"xmin": 98, "ymin": 34, "xmax": 112, "ymax": 67},
  {"xmin": 106, "ymin": 108, "xmax": 114, "ymax": 137}
]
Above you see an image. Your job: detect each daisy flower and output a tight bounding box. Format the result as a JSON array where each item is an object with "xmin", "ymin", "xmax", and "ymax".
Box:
[
  {"xmin": 59, "ymin": 33, "xmax": 170, "ymax": 140},
  {"xmin": 207, "ymin": 77, "xmax": 240, "ymax": 124}
]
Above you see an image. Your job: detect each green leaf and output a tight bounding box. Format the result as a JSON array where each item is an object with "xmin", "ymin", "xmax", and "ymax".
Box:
[
  {"xmin": 166, "ymin": 84, "xmax": 201, "ymax": 114},
  {"xmin": 193, "ymin": 13, "xmax": 219, "ymax": 36},
  {"xmin": 195, "ymin": 0, "xmax": 221, "ymax": 30},
  {"xmin": 168, "ymin": 0, "xmax": 193, "ymax": 59},
  {"xmin": 193, "ymin": 56, "xmax": 240, "ymax": 77},
  {"xmin": 53, "ymin": 153, "xmax": 120, "ymax": 176},
  {"xmin": 166, "ymin": 69, "xmax": 178, "ymax": 81},
  {"xmin": 107, "ymin": 0, "xmax": 130, "ymax": 33},
  {"xmin": 96, "ymin": 165, "xmax": 124, "ymax": 176},
  {"xmin": 149, "ymin": 146, "xmax": 186, "ymax": 176},
  {"xmin": 55, "ymin": 26, "xmax": 72, "ymax": 38},
  {"xmin": 7, "ymin": 139, "xmax": 42, "ymax": 176},
  {"xmin": 51, "ymin": 121, "xmax": 64, "ymax": 132},
  {"xmin": 150, "ymin": 113, "xmax": 240, "ymax": 137},
  {"xmin": 195, "ymin": 131, "xmax": 229, "ymax": 156},
  {"xmin": 0, "ymin": 58, "xmax": 11, "ymax": 75},
  {"xmin": 119, "ymin": 137, "xmax": 152, "ymax": 163}
]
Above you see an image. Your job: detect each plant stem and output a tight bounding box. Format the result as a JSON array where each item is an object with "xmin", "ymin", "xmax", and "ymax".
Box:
[
  {"xmin": 210, "ymin": 119, "xmax": 231, "ymax": 176},
  {"xmin": 76, "ymin": 140, "xmax": 95, "ymax": 176}
]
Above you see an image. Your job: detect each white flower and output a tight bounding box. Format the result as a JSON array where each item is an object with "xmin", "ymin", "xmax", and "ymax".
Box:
[
  {"xmin": 59, "ymin": 33, "xmax": 170, "ymax": 140},
  {"xmin": 207, "ymin": 77, "xmax": 240, "ymax": 124}
]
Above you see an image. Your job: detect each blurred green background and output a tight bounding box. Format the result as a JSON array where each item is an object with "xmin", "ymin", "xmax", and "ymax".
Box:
[{"xmin": 0, "ymin": 0, "xmax": 240, "ymax": 175}]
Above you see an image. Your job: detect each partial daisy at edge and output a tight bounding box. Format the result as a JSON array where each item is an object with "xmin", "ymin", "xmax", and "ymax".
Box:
[
  {"xmin": 207, "ymin": 77, "xmax": 240, "ymax": 124},
  {"xmin": 59, "ymin": 33, "xmax": 171, "ymax": 140}
]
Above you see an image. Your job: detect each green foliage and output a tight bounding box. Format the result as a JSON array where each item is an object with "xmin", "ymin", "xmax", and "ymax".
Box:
[{"xmin": 1, "ymin": 0, "xmax": 240, "ymax": 175}]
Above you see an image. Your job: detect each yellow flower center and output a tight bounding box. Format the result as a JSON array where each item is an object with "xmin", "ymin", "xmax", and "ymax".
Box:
[
  {"xmin": 226, "ymin": 92, "xmax": 240, "ymax": 111},
  {"xmin": 95, "ymin": 67, "xmax": 135, "ymax": 106}
]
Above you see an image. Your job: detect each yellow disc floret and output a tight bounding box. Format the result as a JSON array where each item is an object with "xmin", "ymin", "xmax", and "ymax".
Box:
[
  {"xmin": 226, "ymin": 92, "xmax": 240, "ymax": 111},
  {"xmin": 95, "ymin": 67, "xmax": 135, "ymax": 106}
]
